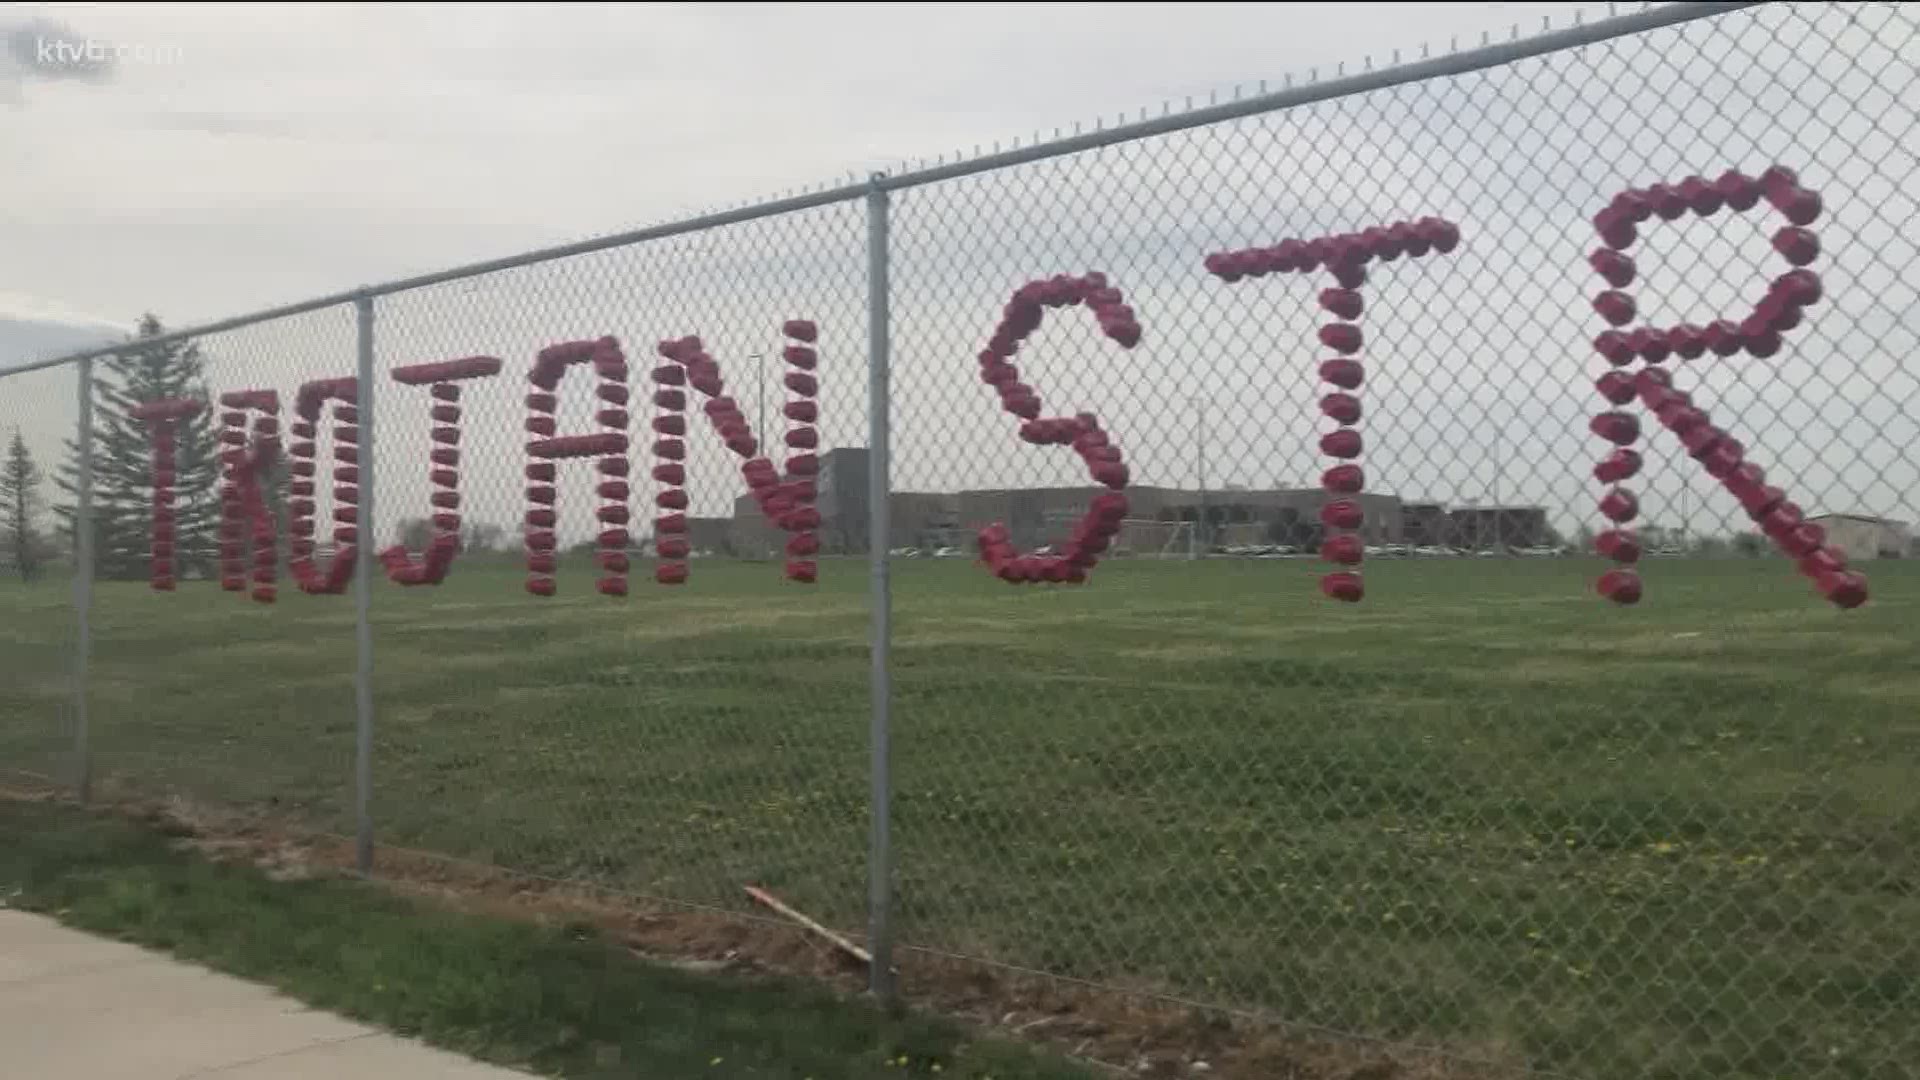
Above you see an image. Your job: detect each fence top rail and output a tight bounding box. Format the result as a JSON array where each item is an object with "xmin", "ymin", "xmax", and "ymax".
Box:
[{"xmin": 2, "ymin": 0, "xmax": 1755, "ymax": 378}]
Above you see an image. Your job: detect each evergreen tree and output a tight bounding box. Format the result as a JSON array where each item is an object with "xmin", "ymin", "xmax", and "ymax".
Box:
[
  {"xmin": 0, "ymin": 428, "xmax": 47, "ymax": 582},
  {"xmin": 54, "ymin": 314, "xmax": 221, "ymax": 581}
]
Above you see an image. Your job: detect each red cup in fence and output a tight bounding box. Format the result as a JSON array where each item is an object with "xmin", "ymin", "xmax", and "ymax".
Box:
[
  {"xmin": 1594, "ymin": 208, "xmax": 1636, "ymax": 250},
  {"xmin": 1320, "ymin": 500, "xmax": 1364, "ymax": 530},
  {"xmin": 1595, "ymin": 371, "xmax": 1636, "ymax": 405},
  {"xmin": 1593, "ymin": 291, "xmax": 1636, "ymax": 326},
  {"xmin": 1322, "ymin": 464, "xmax": 1364, "ymax": 494},
  {"xmin": 1772, "ymin": 226, "xmax": 1819, "ymax": 266},
  {"xmin": 1599, "ymin": 488, "xmax": 1639, "ymax": 523},
  {"xmin": 1761, "ymin": 502, "xmax": 1808, "ymax": 543},
  {"xmin": 1319, "ymin": 324, "xmax": 1362, "ymax": 354},
  {"xmin": 1630, "ymin": 327, "xmax": 1671, "ymax": 364},
  {"xmin": 1781, "ymin": 525, "xmax": 1833, "ymax": 562},
  {"xmin": 1321, "ymin": 534, "xmax": 1364, "ymax": 565},
  {"xmin": 1319, "ymin": 288, "xmax": 1364, "ymax": 320},
  {"xmin": 1656, "ymin": 403, "xmax": 1708, "ymax": 436},
  {"xmin": 1649, "ymin": 183, "xmax": 1688, "ymax": 220},
  {"xmin": 1774, "ymin": 268, "xmax": 1823, "ymax": 307},
  {"xmin": 1320, "ymin": 571, "xmax": 1364, "ymax": 603},
  {"xmin": 1699, "ymin": 440, "xmax": 1745, "ymax": 479},
  {"xmin": 1739, "ymin": 484, "xmax": 1787, "ymax": 522},
  {"xmin": 1678, "ymin": 175, "xmax": 1723, "ymax": 215},
  {"xmin": 1589, "ymin": 249, "xmax": 1635, "ymax": 287},
  {"xmin": 1680, "ymin": 424, "xmax": 1726, "ymax": 460},
  {"xmin": 1092, "ymin": 492, "xmax": 1129, "ymax": 523},
  {"xmin": 1321, "ymin": 392, "xmax": 1362, "ymax": 424},
  {"xmin": 1758, "ymin": 165, "xmax": 1799, "ymax": 200},
  {"xmin": 1596, "ymin": 529, "xmax": 1641, "ymax": 563},
  {"xmin": 1669, "ymin": 324, "xmax": 1708, "ymax": 361},
  {"xmin": 1590, "ymin": 412, "xmax": 1640, "ymax": 445},
  {"xmin": 1321, "ymin": 429, "xmax": 1363, "ymax": 459},
  {"xmin": 1320, "ymin": 359, "xmax": 1364, "ymax": 390},
  {"xmin": 1744, "ymin": 328, "xmax": 1784, "ymax": 358},
  {"xmin": 1597, "ymin": 568, "xmax": 1642, "ymax": 604},
  {"xmin": 1697, "ymin": 320, "xmax": 1739, "ymax": 357},
  {"xmin": 1611, "ymin": 190, "xmax": 1654, "ymax": 224},
  {"xmin": 1817, "ymin": 570, "xmax": 1868, "ymax": 609},
  {"xmin": 1594, "ymin": 449, "xmax": 1642, "ymax": 484}
]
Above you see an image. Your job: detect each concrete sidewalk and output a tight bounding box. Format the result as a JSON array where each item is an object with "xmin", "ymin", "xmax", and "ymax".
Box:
[{"xmin": 0, "ymin": 909, "xmax": 532, "ymax": 1078}]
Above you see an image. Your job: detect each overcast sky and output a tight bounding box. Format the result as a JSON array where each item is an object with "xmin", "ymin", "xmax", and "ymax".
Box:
[
  {"xmin": 1, "ymin": 1, "xmax": 1579, "ymax": 331},
  {"xmin": 3, "ymin": 1, "xmax": 1916, "ymax": 554}
]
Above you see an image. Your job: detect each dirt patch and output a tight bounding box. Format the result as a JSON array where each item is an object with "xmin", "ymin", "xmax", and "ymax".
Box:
[{"xmin": 5, "ymin": 782, "xmax": 1524, "ymax": 1080}]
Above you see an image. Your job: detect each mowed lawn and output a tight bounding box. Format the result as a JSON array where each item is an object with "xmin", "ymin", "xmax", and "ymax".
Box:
[{"xmin": 3, "ymin": 555, "xmax": 1916, "ymax": 1079}]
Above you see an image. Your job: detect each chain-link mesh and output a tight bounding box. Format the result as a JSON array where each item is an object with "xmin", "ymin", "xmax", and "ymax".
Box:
[
  {"xmin": 361, "ymin": 202, "xmax": 873, "ymax": 925},
  {"xmin": 0, "ymin": 365, "xmax": 80, "ymax": 785},
  {"xmin": 2, "ymin": 3, "xmax": 1915, "ymax": 1078},
  {"xmin": 888, "ymin": 5, "xmax": 1918, "ymax": 1076},
  {"xmin": 73, "ymin": 310, "xmax": 366, "ymax": 833}
]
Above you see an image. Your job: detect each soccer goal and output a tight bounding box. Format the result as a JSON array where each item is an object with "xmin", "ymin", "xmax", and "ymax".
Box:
[{"xmin": 1112, "ymin": 519, "xmax": 1198, "ymax": 559}]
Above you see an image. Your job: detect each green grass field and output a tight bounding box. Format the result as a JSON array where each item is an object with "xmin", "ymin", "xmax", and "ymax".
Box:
[{"xmin": 3, "ymin": 554, "xmax": 1916, "ymax": 1079}]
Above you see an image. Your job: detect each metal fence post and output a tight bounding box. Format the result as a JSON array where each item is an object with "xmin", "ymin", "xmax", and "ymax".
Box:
[
  {"xmin": 864, "ymin": 171, "xmax": 896, "ymax": 1000},
  {"xmin": 71, "ymin": 357, "xmax": 94, "ymax": 804},
  {"xmin": 352, "ymin": 295, "xmax": 377, "ymax": 874}
]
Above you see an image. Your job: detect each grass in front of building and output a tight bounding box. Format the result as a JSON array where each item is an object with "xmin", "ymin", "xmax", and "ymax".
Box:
[{"xmin": 2, "ymin": 554, "xmax": 1916, "ymax": 1077}]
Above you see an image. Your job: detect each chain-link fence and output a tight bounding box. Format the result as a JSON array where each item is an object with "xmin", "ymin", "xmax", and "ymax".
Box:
[
  {"xmin": 3, "ymin": 3, "xmax": 1916, "ymax": 1077},
  {"xmin": 0, "ymin": 364, "xmax": 80, "ymax": 787}
]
